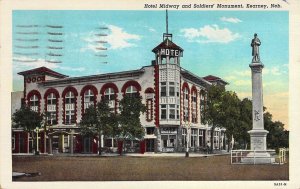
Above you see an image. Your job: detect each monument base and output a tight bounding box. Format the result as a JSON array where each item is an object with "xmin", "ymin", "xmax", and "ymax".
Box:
[
  {"xmin": 241, "ymin": 129, "xmax": 275, "ymax": 164},
  {"xmin": 241, "ymin": 151, "xmax": 275, "ymax": 164}
]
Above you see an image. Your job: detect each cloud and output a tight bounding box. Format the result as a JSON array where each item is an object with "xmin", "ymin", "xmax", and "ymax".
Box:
[
  {"xmin": 106, "ymin": 25, "xmax": 141, "ymax": 49},
  {"xmin": 220, "ymin": 17, "xmax": 242, "ymax": 23},
  {"xmin": 180, "ymin": 25, "xmax": 240, "ymax": 44},
  {"xmin": 80, "ymin": 24, "xmax": 141, "ymax": 52}
]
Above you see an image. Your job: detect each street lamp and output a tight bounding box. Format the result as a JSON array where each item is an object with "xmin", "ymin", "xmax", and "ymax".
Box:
[{"xmin": 185, "ymin": 121, "xmax": 191, "ymax": 157}]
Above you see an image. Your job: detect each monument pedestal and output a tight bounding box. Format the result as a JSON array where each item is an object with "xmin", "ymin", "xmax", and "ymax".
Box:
[{"xmin": 241, "ymin": 129, "xmax": 275, "ymax": 164}]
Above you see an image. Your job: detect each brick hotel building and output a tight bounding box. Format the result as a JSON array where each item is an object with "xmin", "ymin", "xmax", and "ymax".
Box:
[{"xmin": 11, "ymin": 30, "xmax": 228, "ymax": 154}]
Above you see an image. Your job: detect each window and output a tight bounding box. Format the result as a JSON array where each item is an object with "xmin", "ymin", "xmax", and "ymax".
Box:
[
  {"xmin": 47, "ymin": 111, "xmax": 57, "ymax": 125},
  {"xmin": 65, "ymin": 91, "xmax": 75, "ymax": 124},
  {"xmin": 65, "ymin": 91, "xmax": 75, "ymax": 104},
  {"xmin": 169, "ymin": 104, "xmax": 175, "ymax": 119},
  {"xmin": 184, "ymin": 87, "xmax": 189, "ymax": 100},
  {"xmin": 199, "ymin": 130, "xmax": 204, "ymax": 147},
  {"xmin": 161, "ymin": 105, "xmax": 167, "ymax": 119},
  {"xmin": 47, "ymin": 93, "xmax": 57, "ymax": 125},
  {"xmin": 126, "ymin": 86, "xmax": 138, "ymax": 97},
  {"xmin": 169, "ymin": 82, "xmax": 175, "ymax": 96},
  {"xmin": 47, "ymin": 93, "xmax": 56, "ymax": 105},
  {"xmin": 146, "ymin": 99, "xmax": 153, "ymax": 121},
  {"xmin": 191, "ymin": 129, "xmax": 197, "ymax": 148},
  {"xmin": 29, "ymin": 94, "xmax": 39, "ymax": 112},
  {"xmin": 65, "ymin": 110, "xmax": 75, "ymax": 124},
  {"xmin": 192, "ymin": 90, "xmax": 197, "ymax": 123},
  {"xmin": 160, "ymin": 82, "xmax": 166, "ymax": 97},
  {"xmin": 169, "ymin": 57, "xmax": 175, "ymax": 64},
  {"xmin": 200, "ymin": 91, "xmax": 206, "ymax": 111},
  {"xmin": 161, "ymin": 135, "xmax": 176, "ymax": 147},
  {"xmin": 104, "ymin": 88, "xmax": 115, "ymax": 101},
  {"xmin": 84, "ymin": 89, "xmax": 95, "ymax": 103},
  {"xmin": 176, "ymin": 105, "xmax": 180, "ymax": 120},
  {"xmin": 84, "ymin": 89, "xmax": 95, "ymax": 111},
  {"xmin": 183, "ymin": 87, "xmax": 189, "ymax": 121},
  {"xmin": 161, "ymin": 56, "xmax": 167, "ymax": 64},
  {"xmin": 146, "ymin": 127, "xmax": 155, "ymax": 135}
]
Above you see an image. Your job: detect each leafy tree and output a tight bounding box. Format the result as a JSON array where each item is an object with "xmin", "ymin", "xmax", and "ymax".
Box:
[
  {"xmin": 12, "ymin": 105, "xmax": 43, "ymax": 153},
  {"xmin": 201, "ymin": 85, "xmax": 225, "ymax": 153},
  {"xmin": 79, "ymin": 100, "xmax": 118, "ymax": 155},
  {"xmin": 118, "ymin": 95, "xmax": 146, "ymax": 154},
  {"xmin": 264, "ymin": 110, "xmax": 289, "ymax": 150},
  {"xmin": 219, "ymin": 91, "xmax": 241, "ymax": 151},
  {"xmin": 235, "ymin": 98, "xmax": 252, "ymax": 149}
]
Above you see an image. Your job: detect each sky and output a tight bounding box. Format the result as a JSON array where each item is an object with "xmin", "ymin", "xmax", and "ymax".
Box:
[{"xmin": 12, "ymin": 10, "xmax": 289, "ymax": 128}]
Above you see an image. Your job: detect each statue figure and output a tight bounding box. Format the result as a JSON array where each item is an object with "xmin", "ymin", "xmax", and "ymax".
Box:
[{"xmin": 251, "ymin": 33, "xmax": 261, "ymax": 63}]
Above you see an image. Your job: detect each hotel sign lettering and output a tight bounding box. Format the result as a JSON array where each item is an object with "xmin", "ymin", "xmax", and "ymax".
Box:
[
  {"xmin": 160, "ymin": 48, "xmax": 183, "ymax": 57},
  {"xmin": 161, "ymin": 127, "xmax": 177, "ymax": 134}
]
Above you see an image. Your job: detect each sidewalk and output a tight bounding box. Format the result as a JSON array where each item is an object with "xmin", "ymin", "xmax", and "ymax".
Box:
[{"xmin": 13, "ymin": 150, "xmax": 230, "ymax": 157}]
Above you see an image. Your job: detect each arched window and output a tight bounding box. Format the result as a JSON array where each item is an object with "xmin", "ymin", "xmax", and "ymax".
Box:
[
  {"xmin": 182, "ymin": 83, "xmax": 190, "ymax": 122},
  {"xmin": 80, "ymin": 85, "xmax": 98, "ymax": 115},
  {"xmin": 125, "ymin": 86, "xmax": 138, "ymax": 97},
  {"xmin": 27, "ymin": 90, "xmax": 41, "ymax": 113},
  {"xmin": 104, "ymin": 88, "xmax": 116, "ymax": 108},
  {"xmin": 65, "ymin": 91, "xmax": 75, "ymax": 124},
  {"xmin": 29, "ymin": 95, "xmax": 39, "ymax": 112},
  {"xmin": 84, "ymin": 89, "xmax": 95, "ymax": 110},
  {"xmin": 191, "ymin": 87, "xmax": 197, "ymax": 123},
  {"xmin": 44, "ymin": 88, "xmax": 59, "ymax": 125},
  {"xmin": 200, "ymin": 90, "xmax": 206, "ymax": 112},
  {"xmin": 121, "ymin": 80, "xmax": 141, "ymax": 97},
  {"xmin": 47, "ymin": 93, "xmax": 57, "ymax": 125}
]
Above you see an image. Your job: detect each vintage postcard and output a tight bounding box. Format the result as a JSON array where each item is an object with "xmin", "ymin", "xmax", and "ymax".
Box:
[{"xmin": 0, "ymin": 0, "xmax": 299, "ymax": 188}]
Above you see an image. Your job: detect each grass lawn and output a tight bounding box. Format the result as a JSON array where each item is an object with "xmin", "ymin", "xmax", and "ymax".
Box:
[{"xmin": 12, "ymin": 155, "xmax": 288, "ymax": 181}]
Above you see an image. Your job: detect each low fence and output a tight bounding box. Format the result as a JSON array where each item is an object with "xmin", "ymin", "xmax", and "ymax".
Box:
[{"xmin": 231, "ymin": 148, "xmax": 287, "ymax": 165}]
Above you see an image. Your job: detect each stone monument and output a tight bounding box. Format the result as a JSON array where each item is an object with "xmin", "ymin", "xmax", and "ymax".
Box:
[{"xmin": 242, "ymin": 33, "xmax": 274, "ymax": 164}]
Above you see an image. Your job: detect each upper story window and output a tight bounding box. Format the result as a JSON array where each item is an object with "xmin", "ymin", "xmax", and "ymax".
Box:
[
  {"xmin": 184, "ymin": 87, "xmax": 189, "ymax": 100},
  {"xmin": 47, "ymin": 93, "xmax": 57, "ymax": 105},
  {"xmin": 126, "ymin": 85, "xmax": 138, "ymax": 97},
  {"xmin": 29, "ymin": 94, "xmax": 39, "ymax": 107},
  {"xmin": 161, "ymin": 82, "xmax": 166, "ymax": 97},
  {"xmin": 169, "ymin": 82, "xmax": 175, "ymax": 96},
  {"xmin": 84, "ymin": 89, "xmax": 95, "ymax": 103},
  {"xmin": 104, "ymin": 88, "xmax": 115, "ymax": 101},
  {"xmin": 192, "ymin": 90, "xmax": 197, "ymax": 103},
  {"xmin": 161, "ymin": 56, "xmax": 167, "ymax": 64},
  {"xmin": 65, "ymin": 91, "xmax": 75, "ymax": 104},
  {"xmin": 161, "ymin": 105, "xmax": 167, "ymax": 119},
  {"xmin": 169, "ymin": 57, "xmax": 176, "ymax": 64}
]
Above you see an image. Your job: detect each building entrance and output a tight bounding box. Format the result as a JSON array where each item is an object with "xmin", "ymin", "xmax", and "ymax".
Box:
[
  {"xmin": 83, "ymin": 137, "xmax": 92, "ymax": 153},
  {"xmin": 146, "ymin": 139, "xmax": 154, "ymax": 152}
]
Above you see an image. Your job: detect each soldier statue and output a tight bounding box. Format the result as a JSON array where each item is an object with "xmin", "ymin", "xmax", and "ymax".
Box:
[{"xmin": 251, "ymin": 33, "xmax": 261, "ymax": 63}]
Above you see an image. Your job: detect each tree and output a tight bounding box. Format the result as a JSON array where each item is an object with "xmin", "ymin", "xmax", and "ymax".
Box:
[
  {"xmin": 79, "ymin": 100, "xmax": 118, "ymax": 155},
  {"xmin": 264, "ymin": 109, "xmax": 289, "ymax": 151},
  {"xmin": 219, "ymin": 91, "xmax": 241, "ymax": 151},
  {"xmin": 201, "ymin": 85, "xmax": 225, "ymax": 153},
  {"xmin": 235, "ymin": 98, "xmax": 252, "ymax": 149},
  {"xmin": 118, "ymin": 95, "xmax": 146, "ymax": 154},
  {"xmin": 12, "ymin": 105, "xmax": 43, "ymax": 153}
]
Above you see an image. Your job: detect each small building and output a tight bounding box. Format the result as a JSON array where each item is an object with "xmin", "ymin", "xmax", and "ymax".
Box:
[{"xmin": 12, "ymin": 29, "xmax": 227, "ymax": 154}]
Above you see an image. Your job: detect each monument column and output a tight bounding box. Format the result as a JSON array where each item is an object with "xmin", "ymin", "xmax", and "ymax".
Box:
[{"xmin": 243, "ymin": 33, "xmax": 274, "ymax": 164}]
